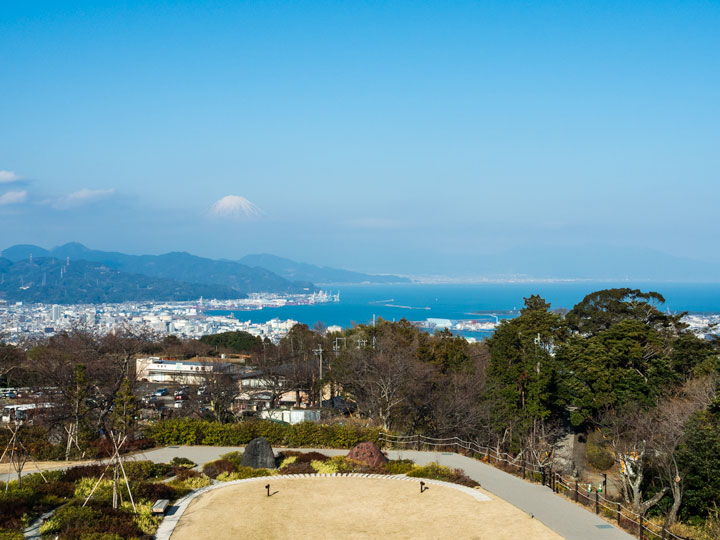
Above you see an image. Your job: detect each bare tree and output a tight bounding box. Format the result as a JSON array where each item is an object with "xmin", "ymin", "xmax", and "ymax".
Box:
[
  {"xmin": 94, "ymin": 326, "xmax": 157, "ymax": 435},
  {"xmin": 27, "ymin": 329, "xmax": 101, "ymax": 457},
  {"xmin": 335, "ymin": 330, "xmax": 423, "ymax": 431},
  {"xmin": 601, "ymin": 407, "xmax": 667, "ymax": 516},
  {"xmin": 276, "ymin": 325, "xmax": 321, "ymax": 407},
  {"xmin": 202, "ymin": 361, "xmax": 243, "ymax": 423},
  {"xmin": 430, "ymin": 357, "xmax": 489, "ymax": 439},
  {"xmin": 0, "ymin": 335, "xmax": 23, "ymax": 385},
  {"xmin": 27, "ymin": 326, "xmax": 157, "ymax": 451},
  {"xmin": 652, "ymin": 375, "xmax": 718, "ymax": 526},
  {"xmin": 525, "ymin": 418, "xmax": 565, "ymax": 471},
  {"xmin": 3, "ymin": 424, "xmax": 30, "ymax": 489}
]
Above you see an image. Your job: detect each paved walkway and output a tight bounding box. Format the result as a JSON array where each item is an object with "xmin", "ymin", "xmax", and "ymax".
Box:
[
  {"xmin": 3, "ymin": 445, "xmax": 635, "ymax": 540},
  {"xmin": 133, "ymin": 446, "xmax": 634, "ymax": 540}
]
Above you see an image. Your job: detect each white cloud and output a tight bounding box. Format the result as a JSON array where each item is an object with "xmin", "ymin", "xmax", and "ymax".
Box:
[
  {"xmin": 52, "ymin": 188, "xmax": 116, "ymax": 209},
  {"xmin": 0, "ymin": 190, "xmax": 28, "ymax": 206},
  {"xmin": 0, "ymin": 170, "xmax": 20, "ymax": 183},
  {"xmin": 209, "ymin": 195, "xmax": 263, "ymax": 220}
]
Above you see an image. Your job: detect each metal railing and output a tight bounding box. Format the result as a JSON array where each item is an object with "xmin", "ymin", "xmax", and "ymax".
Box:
[{"xmin": 378, "ymin": 432, "xmax": 687, "ymax": 540}]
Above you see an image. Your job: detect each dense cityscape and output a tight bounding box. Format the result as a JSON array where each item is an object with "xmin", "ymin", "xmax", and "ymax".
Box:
[{"xmin": 0, "ymin": 292, "xmax": 342, "ymax": 344}]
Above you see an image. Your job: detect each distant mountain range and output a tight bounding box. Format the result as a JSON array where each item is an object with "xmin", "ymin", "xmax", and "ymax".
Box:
[
  {"xmin": 1, "ymin": 243, "xmax": 315, "ymax": 303},
  {"xmin": 4, "ymin": 241, "xmax": 711, "ymax": 306},
  {"xmin": 0, "ymin": 243, "xmax": 410, "ymax": 304},
  {"xmin": 0, "ymin": 257, "xmax": 241, "ymax": 304},
  {"xmin": 238, "ymin": 253, "xmax": 410, "ymax": 284}
]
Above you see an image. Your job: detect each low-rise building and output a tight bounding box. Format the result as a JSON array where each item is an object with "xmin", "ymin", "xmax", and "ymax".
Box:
[
  {"xmin": 136, "ymin": 357, "xmax": 219, "ymax": 384},
  {"xmin": 258, "ymin": 408, "xmax": 321, "ymax": 424}
]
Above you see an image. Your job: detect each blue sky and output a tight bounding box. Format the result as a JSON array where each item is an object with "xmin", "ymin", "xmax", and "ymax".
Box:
[{"xmin": 1, "ymin": 1, "xmax": 719, "ymax": 275}]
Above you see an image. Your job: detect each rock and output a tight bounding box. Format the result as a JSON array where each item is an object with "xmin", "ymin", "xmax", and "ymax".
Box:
[
  {"xmin": 346, "ymin": 442, "xmax": 388, "ymax": 468},
  {"xmin": 241, "ymin": 437, "xmax": 276, "ymax": 469},
  {"xmin": 552, "ymin": 432, "xmax": 577, "ymax": 475}
]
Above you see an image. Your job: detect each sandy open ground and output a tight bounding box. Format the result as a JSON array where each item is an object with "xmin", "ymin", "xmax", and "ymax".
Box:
[{"xmin": 170, "ymin": 476, "xmax": 564, "ymax": 540}]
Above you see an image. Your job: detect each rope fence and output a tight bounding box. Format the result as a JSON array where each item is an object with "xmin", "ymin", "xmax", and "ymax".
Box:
[{"xmin": 378, "ymin": 432, "xmax": 688, "ymax": 540}]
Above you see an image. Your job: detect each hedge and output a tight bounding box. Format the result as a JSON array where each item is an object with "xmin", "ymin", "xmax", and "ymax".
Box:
[{"xmin": 145, "ymin": 419, "xmax": 382, "ymax": 449}]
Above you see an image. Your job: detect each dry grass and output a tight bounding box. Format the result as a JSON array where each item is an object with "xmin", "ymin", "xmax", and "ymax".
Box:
[{"xmin": 170, "ymin": 477, "xmax": 563, "ymax": 540}]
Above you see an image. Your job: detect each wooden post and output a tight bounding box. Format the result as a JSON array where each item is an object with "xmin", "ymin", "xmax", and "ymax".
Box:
[
  {"xmin": 639, "ymin": 514, "xmax": 644, "ymax": 539},
  {"xmin": 522, "ymin": 461, "xmax": 526, "ymax": 480},
  {"xmin": 541, "ymin": 466, "xmax": 546, "ymax": 486},
  {"xmin": 616, "ymin": 503, "xmax": 621, "ymax": 525},
  {"xmin": 594, "ymin": 490, "xmax": 599, "ymax": 514},
  {"xmin": 549, "ymin": 467, "xmax": 553, "ymax": 490},
  {"xmin": 661, "ymin": 526, "xmax": 666, "ymax": 540},
  {"xmin": 574, "ymin": 480, "xmax": 578, "ymax": 502}
]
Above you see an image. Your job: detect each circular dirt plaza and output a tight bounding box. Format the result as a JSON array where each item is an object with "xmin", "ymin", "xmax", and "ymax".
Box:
[{"xmin": 169, "ymin": 476, "xmax": 563, "ymax": 540}]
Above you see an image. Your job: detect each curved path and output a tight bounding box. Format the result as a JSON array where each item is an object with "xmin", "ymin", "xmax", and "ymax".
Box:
[
  {"xmin": 157, "ymin": 474, "xmax": 496, "ymax": 540},
  {"xmin": 4, "ymin": 445, "xmax": 635, "ymax": 540},
  {"xmin": 133, "ymin": 446, "xmax": 634, "ymax": 540}
]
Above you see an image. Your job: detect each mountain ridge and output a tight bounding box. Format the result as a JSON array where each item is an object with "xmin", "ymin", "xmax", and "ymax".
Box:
[
  {"xmin": 0, "ymin": 257, "xmax": 243, "ymax": 304},
  {"xmin": 238, "ymin": 253, "xmax": 411, "ymax": 284},
  {"xmin": 2, "ymin": 243, "xmax": 313, "ymax": 295}
]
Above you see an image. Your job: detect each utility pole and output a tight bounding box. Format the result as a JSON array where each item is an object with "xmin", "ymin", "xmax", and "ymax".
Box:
[
  {"xmin": 313, "ymin": 345, "xmax": 324, "ymax": 406},
  {"xmin": 333, "ymin": 337, "xmax": 346, "ymax": 354}
]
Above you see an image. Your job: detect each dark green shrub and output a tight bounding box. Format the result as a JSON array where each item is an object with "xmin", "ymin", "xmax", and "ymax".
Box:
[
  {"xmin": 123, "ymin": 461, "xmax": 171, "ymax": 481},
  {"xmin": 39, "ymin": 480, "xmax": 75, "ymax": 498},
  {"xmin": 281, "ymin": 451, "xmax": 329, "ymax": 463},
  {"xmin": 202, "ymin": 459, "xmax": 236, "ymax": 479},
  {"xmin": 175, "ymin": 468, "xmax": 202, "ymax": 481},
  {"xmin": 62, "ymin": 465, "xmax": 107, "ymax": 482},
  {"xmin": 77, "ymin": 533, "xmax": 124, "ymax": 540},
  {"xmin": 134, "ymin": 481, "xmax": 176, "ymax": 501},
  {"xmin": 0, "ymin": 487, "xmax": 60, "ymax": 529},
  {"xmin": 218, "ymin": 451, "xmax": 242, "ymax": 468},
  {"xmin": 278, "ymin": 461, "xmax": 315, "ymax": 475},
  {"xmin": 146, "ymin": 419, "xmax": 383, "ymax": 449},
  {"xmin": 249, "ymin": 420, "xmax": 287, "ymax": 444},
  {"xmin": 586, "ymin": 435, "xmax": 614, "ymax": 471},
  {"xmin": 170, "ymin": 456, "xmax": 196, "ymax": 469},
  {"xmin": 145, "ymin": 418, "xmax": 205, "ymax": 446},
  {"xmin": 30, "ymin": 440, "xmax": 66, "ymax": 461},
  {"xmin": 17, "ymin": 470, "xmax": 63, "ymax": 489},
  {"xmin": 40, "ymin": 504, "xmax": 143, "ymax": 539},
  {"xmin": 87, "ymin": 438, "xmax": 115, "ymax": 458},
  {"xmin": 125, "ymin": 438, "xmax": 153, "ymax": 452}
]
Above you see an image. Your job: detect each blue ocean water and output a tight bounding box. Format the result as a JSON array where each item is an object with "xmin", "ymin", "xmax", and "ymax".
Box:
[{"xmin": 208, "ymin": 282, "xmax": 720, "ymax": 330}]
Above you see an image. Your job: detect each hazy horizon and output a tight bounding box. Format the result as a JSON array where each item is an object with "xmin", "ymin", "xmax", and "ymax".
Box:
[{"xmin": 2, "ymin": 1, "xmax": 719, "ymax": 276}]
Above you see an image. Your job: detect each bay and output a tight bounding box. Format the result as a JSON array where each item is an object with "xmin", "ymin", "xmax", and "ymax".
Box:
[{"xmin": 207, "ymin": 282, "xmax": 720, "ymax": 331}]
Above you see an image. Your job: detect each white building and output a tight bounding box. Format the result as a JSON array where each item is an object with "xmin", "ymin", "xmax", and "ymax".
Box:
[{"xmin": 136, "ymin": 357, "xmax": 217, "ymax": 384}]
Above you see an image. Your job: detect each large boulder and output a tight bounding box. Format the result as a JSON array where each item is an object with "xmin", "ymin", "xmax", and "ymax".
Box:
[
  {"xmin": 241, "ymin": 437, "xmax": 276, "ymax": 469},
  {"xmin": 346, "ymin": 442, "xmax": 387, "ymax": 468}
]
